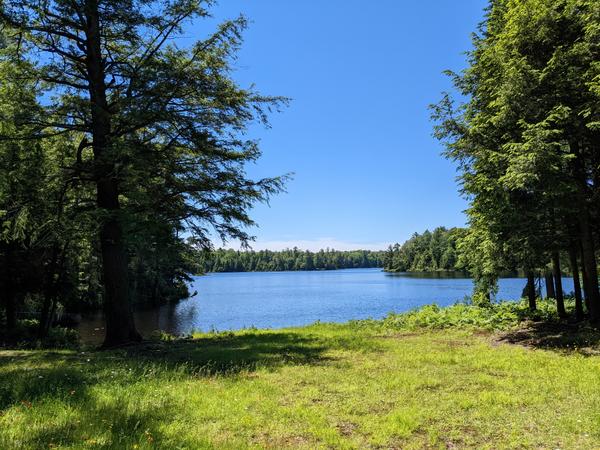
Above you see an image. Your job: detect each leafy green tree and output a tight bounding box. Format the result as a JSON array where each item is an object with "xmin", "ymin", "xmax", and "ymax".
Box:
[
  {"xmin": 0, "ymin": 55, "xmax": 48, "ymax": 331},
  {"xmin": 1, "ymin": 0, "xmax": 286, "ymax": 346},
  {"xmin": 384, "ymin": 227, "xmax": 467, "ymax": 273},
  {"xmin": 432, "ymin": 0, "xmax": 600, "ymax": 317}
]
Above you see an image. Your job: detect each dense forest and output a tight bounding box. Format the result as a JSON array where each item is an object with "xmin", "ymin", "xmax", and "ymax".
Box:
[
  {"xmin": 202, "ymin": 248, "xmax": 384, "ymax": 272},
  {"xmin": 432, "ymin": 0, "xmax": 600, "ymax": 315},
  {"xmin": 0, "ymin": 1, "xmax": 286, "ymax": 346},
  {"xmin": 383, "ymin": 227, "xmax": 467, "ymax": 272}
]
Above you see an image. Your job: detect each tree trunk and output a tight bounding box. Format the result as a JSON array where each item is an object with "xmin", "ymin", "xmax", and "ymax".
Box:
[
  {"xmin": 544, "ymin": 270, "xmax": 556, "ymax": 299},
  {"xmin": 579, "ymin": 240, "xmax": 592, "ymax": 314},
  {"xmin": 84, "ymin": 0, "xmax": 140, "ymax": 347},
  {"xmin": 3, "ymin": 245, "xmax": 17, "ymax": 331},
  {"xmin": 4, "ymin": 288, "xmax": 17, "ymax": 331},
  {"xmin": 38, "ymin": 295, "xmax": 52, "ymax": 339},
  {"xmin": 39, "ymin": 245, "xmax": 60, "ymax": 338},
  {"xmin": 578, "ymin": 223, "xmax": 600, "ymax": 322},
  {"xmin": 551, "ymin": 251, "xmax": 566, "ymax": 318},
  {"xmin": 572, "ymin": 142, "xmax": 600, "ymax": 322},
  {"xmin": 568, "ymin": 243, "xmax": 584, "ymax": 321},
  {"xmin": 527, "ymin": 271, "xmax": 536, "ymax": 311}
]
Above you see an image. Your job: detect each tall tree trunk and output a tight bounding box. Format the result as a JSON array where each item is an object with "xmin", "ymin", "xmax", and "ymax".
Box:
[
  {"xmin": 84, "ymin": 0, "xmax": 140, "ymax": 347},
  {"xmin": 578, "ymin": 216, "xmax": 599, "ymax": 321},
  {"xmin": 526, "ymin": 271, "xmax": 537, "ymax": 311},
  {"xmin": 39, "ymin": 244, "xmax": 59, "ymax": 338},
  {"xmin": 544, "ymin": 270, "xmax": 556, "ymax": 299},
  {"xmin": 4, "ymin": 287, "xmax": 17, "ymax": 331},
  {"xmin": 551, "ymin": 251, "xmax": 566, "ymax": 318},
  {"xmin": 579, "ymin": 240, "xmax": 592, "ymax": 314},
  {"xmin": 3, "ymin": 245, "xmax": 17, "ymax": 331},
  {"xmin": 568, "ymin": 243, "xmax": 584, "ymax": 321},
  {"xmin": 572, "ymin": 142, "xmax": 600, "ymax": 322},
  {"xmin": 579, "ymin": 206, "xmax": 600, "ymax": 321},
  {"xmin": 38, "ymin": 293, "xmax": 53, "ymax": 339}
]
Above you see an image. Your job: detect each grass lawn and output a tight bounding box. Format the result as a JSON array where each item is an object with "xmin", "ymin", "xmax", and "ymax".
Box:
[{"xmin": 2, "ymin": 309, "xmax": 600, "ymax": 449}]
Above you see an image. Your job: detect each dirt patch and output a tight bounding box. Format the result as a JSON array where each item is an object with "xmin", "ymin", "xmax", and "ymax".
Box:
[
  {"xmin": 336, "ymin": 421, "xmax": 358, "ymax": 436},
  {"xmin": 255, "ymin": 434, "xmax": 312, "ymax": 448},
  {"xmin": 375, "ymin": 332, "xmax": 421, "ymax": 339},
  {"xmin": 494, "ymin": 321, "xmax": 600, "ymax": 355},
  {"xmin": 431, "ymin": 338, "xmax": 472, "ymax": 348}
]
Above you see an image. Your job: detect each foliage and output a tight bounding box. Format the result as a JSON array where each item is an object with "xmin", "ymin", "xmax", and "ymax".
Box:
[
  {"xmin": 432, "ymin": 0, "xmax": 600, "ymax": 317},
  {"xmin": 0, "ymin": 320, "xmax": 79, "ymax": 349},
  {"xmin": 383, "ymin": 227, "xmax": 467, "ymax": 272},
  {"xmin": 201, "ymin": 248, "xmax": 384, "ymax": 272},
  {"xmin": 0, "ymin": 0, "xmax": 287, "ymax": 345},
  {"xmin": 381, "ymin": 298, "xmax": 570, "ymax": 332}
]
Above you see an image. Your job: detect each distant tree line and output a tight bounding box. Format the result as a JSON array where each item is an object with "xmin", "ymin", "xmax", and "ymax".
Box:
[
  {"xmin": 383, "ymin": 227, "xmax": 467, "ymax": 272},
  {"xmin": 201, "ymin": 248, "xmax": 385, "ymax": 272}
]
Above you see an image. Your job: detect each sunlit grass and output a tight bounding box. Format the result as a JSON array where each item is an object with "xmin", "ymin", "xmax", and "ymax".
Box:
[{"xmin": 2, "ymin": 309, "xmax": 600, "ymax": 449}]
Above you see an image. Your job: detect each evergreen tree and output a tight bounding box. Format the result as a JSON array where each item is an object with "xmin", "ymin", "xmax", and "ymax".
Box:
[
  {"xmin": 1, "ymin": 0, "xmax": 286, "ymax": 345},
  {"xmin": 432, "ymin": 0, "xmax": 600, "ymax": 315}
]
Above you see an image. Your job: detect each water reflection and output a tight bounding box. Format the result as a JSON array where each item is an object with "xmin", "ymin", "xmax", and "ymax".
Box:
[{"xmin": 386, "ymin": 271, "xmax": 471, "ymax": 279}]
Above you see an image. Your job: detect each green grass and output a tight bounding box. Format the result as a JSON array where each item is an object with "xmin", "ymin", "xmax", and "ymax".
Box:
[{"xmin": 2, "ymin": 302, "xmax": 600, "ymax": 449}]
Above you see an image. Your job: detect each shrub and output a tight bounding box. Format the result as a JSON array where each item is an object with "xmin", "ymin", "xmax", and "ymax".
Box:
[
  {"xmin": 0, "ymin": 320, "xmax": 79, "ymax": 349},
  {"xmin": 382, "ymin": 298, "xmax": 568, "ymax": 332}
]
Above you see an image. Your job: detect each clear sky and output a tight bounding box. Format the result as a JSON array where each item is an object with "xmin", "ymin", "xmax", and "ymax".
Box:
[{"xmin": 199, "ymin": 0, "xmax": 488, "ymax": 251}]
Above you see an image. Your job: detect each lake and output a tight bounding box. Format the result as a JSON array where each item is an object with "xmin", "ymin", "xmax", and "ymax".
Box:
[{"xmin": 77, "ymin": 268, "xmax": 574, "ymax": 343}]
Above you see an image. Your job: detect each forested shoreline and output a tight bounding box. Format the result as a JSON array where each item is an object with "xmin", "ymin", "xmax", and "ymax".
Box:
[
  {"xmin": 201, "ymin": 248, "xmax": 384, "ymax": 273},
  {"xmin": 383, "ymin": 227, "xmax": 467, "ymax": 273}
]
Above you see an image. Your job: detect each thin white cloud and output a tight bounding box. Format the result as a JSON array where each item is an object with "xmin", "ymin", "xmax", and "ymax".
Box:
[{"xmin": 218, "ymin": 237, "xmax": 390, "ymax": 252}]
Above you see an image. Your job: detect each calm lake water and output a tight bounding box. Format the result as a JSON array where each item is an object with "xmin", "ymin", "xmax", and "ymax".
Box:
[{"xmin": 77, "ymin": 268, "xmax": 575, "ymax": 343}]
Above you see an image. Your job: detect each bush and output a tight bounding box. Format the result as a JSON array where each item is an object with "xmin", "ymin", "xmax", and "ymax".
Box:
[
  {"xmin": 381, "ymin": 298, "xmax": 568, "ymax": 332},
  {"xmin": 0, "ymin": 320, "xmax": 79, "ymax": 349},
  {"xmin": 44, "ymin": 326, "xmax": 80, "ymax": 348},
  {"xmin": 149, "ymin": 330, "xmax": 177, "ymax": 342}
]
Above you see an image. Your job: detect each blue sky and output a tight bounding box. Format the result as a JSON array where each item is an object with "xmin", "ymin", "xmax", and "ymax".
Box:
[{"xmin": 200, "ymin": 0, "xmax": 487, "ymax": 250}]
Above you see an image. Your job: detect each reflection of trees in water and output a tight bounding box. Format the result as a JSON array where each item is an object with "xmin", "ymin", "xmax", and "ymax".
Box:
[
  {"xmin": 167, "ymin": 301, "xmax": 202, "ymax": 335},
  {"xmin": 136, "ymin": 300, "xmax": 204, "ymax": 337},
  {"xmin": 385, "ymin": 271, "xmax": 471, "ymax": 279},
  {"xmin": 76, "ymin": 300, "xmax": 201, "ymax": 344},
  {"xmin": 135, "ymin": 303, "xmax": 182, "ymax": 336},
  {"xmin": 74, "ymin": 312, "xmax": 106, "ymax": 345}
]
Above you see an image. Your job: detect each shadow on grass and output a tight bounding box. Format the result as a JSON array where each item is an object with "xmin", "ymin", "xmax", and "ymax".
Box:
[
  {"xmin": 1, "ymin": 391, "xmax": 187, "ymax": 449},
  {"xmin": 498, "ymin": 321, "xmax": 600, "ymax": 354},
  {"xmin": 120, "ymin": 331, "xmax": 336, "ymax": 375},
  {"xmin": 0, "ymin": 330, "xmax": 351, "ymax": 447},
  {"xmin": 0, "ymin": 330, "xmax": 342, "ymax": 411},
  {"xmin": 0, "ymin": 363, "xmax": 90, "ymax": 410}
]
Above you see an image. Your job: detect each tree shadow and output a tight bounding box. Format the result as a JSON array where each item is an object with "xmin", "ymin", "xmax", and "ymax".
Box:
[
  {"xmin": 119, "ymin": 331, "xmax": 337, "ymax": 375},
  {"xmin": 0, "ymin": 360, "xmax": 90, "ymax": 410},
  {"xmin": 0, "ymin": 330, "xmax": 344, "ymax": 410},
  {"xmin": 497, "ymin": 321, "xmax": 600, "ymax": 355},
  {"xmin": 4, "ymin": 392, "xmax": 186, "ymax": 449},
  {"xmin": 0, "ymin": 329, "xmax": 355, "ymax": 447}
]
